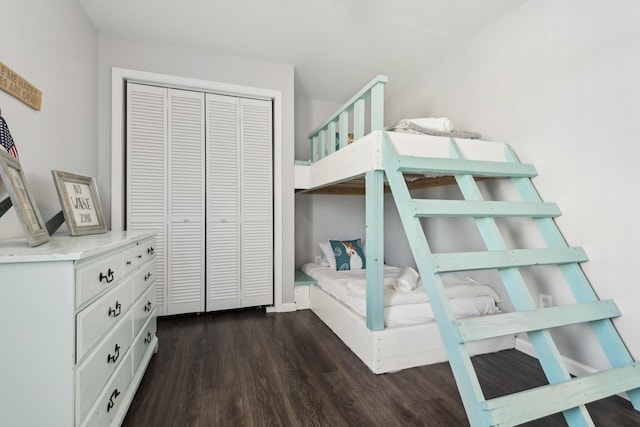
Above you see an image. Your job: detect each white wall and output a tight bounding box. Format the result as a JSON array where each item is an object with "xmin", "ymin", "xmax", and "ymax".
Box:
[
  {"xmin": 387, "ymin": 0, "xmax": 640, "ymax": 371},
  {"xmin": 96, "ymin": 34, "xmax": 297, "ymax": 305},
  {"xmin": 97, "ymin": 34, "xmax": 294, "ymax": 224},
  {"xmin": 295, "ymin": 191, "xmax": 416, "ymax": 269},
  {"xmin": 293, "ymin": 95, "xmax": 416, "ymax": 268},
  {"xmin": 295, "ymin": 97, "xmax": 343, "ymax": 266},
  {"xmin": 294, "ymin": 97, "xmax": 339, "ymax": 161},
  {"xmin": 0, "ymin": 0, "xmax": 97, "ymax": 240},
  {"xmin": 295, "ymin": 89, "xmax": 425, "ymax": 269}
]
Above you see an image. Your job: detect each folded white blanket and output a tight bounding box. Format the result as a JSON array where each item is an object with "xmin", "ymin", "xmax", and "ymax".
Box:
[
  {"xmin": 408, "ymin": 117, "xmax": 453, "ymax": 132},
  {"xmin": 442, "ymin": 276, "xmax": 502, "ymax": 303},
  {"xmin": 346, "ymin": 275, "xmax": 501, "ymax": 307},
  {"xmin": 384, "ymin": 119, "xmax": 482, "ymax": 139},
  {"xmin": 393, "ymin": 266, "xmax": 419, "ymax": 291},
  {"xmin": 346, "ymin": 277, "xmax": 394, "ymax": 297},
  {"xmin": 347, "ymin": 279, "xmax": 428, "ymax": 306}
]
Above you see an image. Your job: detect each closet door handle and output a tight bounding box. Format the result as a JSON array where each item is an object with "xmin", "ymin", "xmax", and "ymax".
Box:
[
  {"xmin": 148, "ymin": 246, "xmax": 155, "ymax": 255},
  {"xmin": 144, "ymin": 331, "xmax": 152, "ymax": 344},
  {"xmin": 144, "ymin": 301, "xmax": 152, "ymax": 312},
  {"xmin": 107, "ymin": 343, "xmax": 121, "ymax": 364},
  {"xmin": 108, "ymin": 301, "xmax": 122, "ymax": 318},
  {"xmin": 144, "ymin": 272, "xmax": 152, "ymax": 281},
  {"xmin": 107, "ymin": 388, "xmax": 121, "ymax": 412},
  {"xmin": 99, "ymin": 268, "xmax": 114, "ymax": 283}
]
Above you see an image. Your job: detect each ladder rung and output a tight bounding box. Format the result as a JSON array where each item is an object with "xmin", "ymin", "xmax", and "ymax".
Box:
[
  {"xmin": 454, "ymin": 300, "xmax": 620, "ymax": 343},
  {"xmin": 481, "ymin": 361, "xmax": 640, "ymax": 426},
  {"xmin": 430, "ymin": 247, "xmax": 588, "ymax": 273},
  {"xmin": 413, "ymin": 200, "xmax": 560, "ymax": 218},
  {"xmin": 395, "ymin": 155, "xmax": 537, "ymax": 177}
]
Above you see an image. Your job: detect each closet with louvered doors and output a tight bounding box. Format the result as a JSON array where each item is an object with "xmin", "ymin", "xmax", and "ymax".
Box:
[{"xmin": 126, "ymin": 83, "xmax": 273, "ymax": 316}]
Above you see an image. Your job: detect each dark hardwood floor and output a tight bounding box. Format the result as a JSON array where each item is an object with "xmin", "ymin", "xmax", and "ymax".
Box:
[{"xmin": 122, "ymin": 309, "xmax": 640, "ymax": 426}]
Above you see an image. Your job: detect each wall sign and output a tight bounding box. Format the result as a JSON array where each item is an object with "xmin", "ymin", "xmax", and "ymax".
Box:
[{"xmin": 0, "ymin": 60, "xmax": 42, "ymax": 111}]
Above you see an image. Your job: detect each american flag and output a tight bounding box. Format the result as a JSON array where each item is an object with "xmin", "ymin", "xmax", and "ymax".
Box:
[{"xmin": 0, "ymin": 116, "xmax": 19, "ymax": 158}]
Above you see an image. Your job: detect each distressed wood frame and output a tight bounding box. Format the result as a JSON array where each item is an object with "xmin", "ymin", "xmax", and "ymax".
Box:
[
  {"xmin": 0, "ymin": 149, "xmax": 49, "ymax": 246},
  {"xmin": 52, "ymin": 170, "xmax": 107, "ymax": 236}
]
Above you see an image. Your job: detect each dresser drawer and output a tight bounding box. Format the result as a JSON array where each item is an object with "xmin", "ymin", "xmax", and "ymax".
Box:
[
  {"xmin": 133, "ymin": 258, "xmax": 156, "ymax": 301},
  {"xmin": 76, "ymin": 310, "xmax": 133, "ymax": 424},
  {"xmin": 80, "ymin": 350, "xmax": 133, "ymax": 427},
  {"xmin": 133, "ymin": 313, "xmax": 157, "ymax": 373},
  {"xmin": 140, "ymin": 238, "xmax": 156, "ymax": 265},
  {"xmin": 133, "ymin": 284, "xmax": 155, "ymax": 336},
  {"xmin": 124, "ymin": 238, "xmax": 156, "ymax": 272},
  {"xmin": 122, "ymin": 244, "xmax": 141, "ymax": 276},
  {"xmin": 76, "ymin": 251, "xmax": 124, "ymax": 308},
  {"xmin": 76, "ymin": 278, "xmax": 133, "ymax": 361}
]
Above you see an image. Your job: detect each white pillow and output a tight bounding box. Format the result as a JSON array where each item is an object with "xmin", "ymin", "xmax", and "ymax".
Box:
[{"xmin": 318, "ymin": 242, "xmax": 336, "ymax": 270}]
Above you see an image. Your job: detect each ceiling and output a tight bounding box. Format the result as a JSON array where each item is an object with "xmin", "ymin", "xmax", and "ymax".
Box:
[{"xmin": 78, "ymin": 0, "xmax": 525, "ymax": 103}]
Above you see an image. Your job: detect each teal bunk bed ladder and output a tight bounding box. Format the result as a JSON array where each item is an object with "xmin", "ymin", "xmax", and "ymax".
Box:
[{"xmin": 380, "ymin": 132, "xmax": 640, "ymax": 426}]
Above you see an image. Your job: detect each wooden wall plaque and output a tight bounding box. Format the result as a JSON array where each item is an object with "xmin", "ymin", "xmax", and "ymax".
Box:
[{"xmin": 0, "ymin": 61, "xmax": 42, "ymax": 111}]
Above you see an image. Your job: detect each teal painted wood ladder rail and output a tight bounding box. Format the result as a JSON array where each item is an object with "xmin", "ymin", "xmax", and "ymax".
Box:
[
  {"xmin": 308, "ymin": 75, "xmax": 387, "ymax": 162},
  {"xmin": 381, "ymin": 132, "xmax": 640, "ymax": 426}
]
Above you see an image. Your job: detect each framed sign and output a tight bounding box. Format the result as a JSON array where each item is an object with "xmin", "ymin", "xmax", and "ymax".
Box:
[
  {"xmin": 52, "ymin": 170, "xmax": 107, "ymax": 236},
  {"xmin": 0, "ymin": 149, "xmax": 50, "ymax": 246}
]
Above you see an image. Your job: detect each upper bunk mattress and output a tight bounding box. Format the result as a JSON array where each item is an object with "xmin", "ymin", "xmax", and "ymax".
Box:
[{"xmin": 295, "ymin": 130, "xmax": 510, "ymax": 191}]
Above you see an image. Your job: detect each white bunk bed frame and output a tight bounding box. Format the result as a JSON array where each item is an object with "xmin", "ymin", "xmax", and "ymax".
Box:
[
  {"xmin": 296, "ymin": 75, "xmax": 640, "ymax": 426},
  {"xmin": 295, "ymin": 76, "xmax": 514, "ymax": 374}
]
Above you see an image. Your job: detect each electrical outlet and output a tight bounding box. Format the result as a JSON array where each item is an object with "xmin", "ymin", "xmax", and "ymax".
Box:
[{"xmin": 539, "ymin": 294, "xmax": 553, "ymax": 308}]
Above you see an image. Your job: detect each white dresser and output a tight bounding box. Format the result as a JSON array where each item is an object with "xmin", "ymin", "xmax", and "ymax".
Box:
[{"xmin": 0, "ymin": 231, "xmax": 158, "ymax": 427}]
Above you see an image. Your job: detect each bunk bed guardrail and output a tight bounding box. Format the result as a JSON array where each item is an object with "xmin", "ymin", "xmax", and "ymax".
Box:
[{"xmin": 307, "ymin": 74, "xmax": 388, "ymax": 163}]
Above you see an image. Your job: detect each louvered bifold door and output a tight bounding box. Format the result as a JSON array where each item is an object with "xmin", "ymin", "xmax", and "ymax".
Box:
[
  {"xmin": 167, "ymin": 89, "xmax": 205, "ymax": 315},
  {"xmin": 206, "ymin": 94, "xmax": 241, "ymax": 311},
  {"xmin": 240, "ymin": 98, "xmax": 273, "ymax": 307},
  {"xmin": 126, "ymin": 83, "xmax": 168, "ymax": 315}
]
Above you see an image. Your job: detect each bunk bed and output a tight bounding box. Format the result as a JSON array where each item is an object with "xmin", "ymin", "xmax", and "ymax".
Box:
[
  {"xmin": 295, "ymin": 75, "xmax": 640, "ymax": 426},
  {"xmin": 294, "ymin": 75, "xmax": 515, "ymax": 374}
]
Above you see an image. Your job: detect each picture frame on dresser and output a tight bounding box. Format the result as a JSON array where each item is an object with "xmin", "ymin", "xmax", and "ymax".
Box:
[
  {"xmin": 0, "ymin": 149, "xmax": 50, "ymax": 246},
  {"xmin": 52, "ymin": 170, "xmax": 107, "ymax": 236}
]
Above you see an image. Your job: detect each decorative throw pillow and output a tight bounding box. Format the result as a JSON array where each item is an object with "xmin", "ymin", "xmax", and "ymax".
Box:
[{"xmin": 329, "ymin": 239, "xmax": 366, "ymax": 271}]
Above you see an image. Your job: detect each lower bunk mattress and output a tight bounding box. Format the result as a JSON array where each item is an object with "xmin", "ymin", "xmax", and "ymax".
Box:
[
  {"xmin": 301, "ymin": 262, "xmax": 502, "ymax": 328},
  {"xmin": 300, "ymin": 262, "xmax": 515, "ymax": 373}
]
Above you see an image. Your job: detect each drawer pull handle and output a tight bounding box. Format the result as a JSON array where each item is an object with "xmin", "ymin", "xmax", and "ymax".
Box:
[
  {"xmin": 137, "ymin": 254, "xmax": 143, "ymax": 259},
  {"xmin": 144, "ymin": 272, "xmax": 152, "ymax": 281},
  {"xmin": 107, "ymin": 343, "xmax": 121, "ymax": 364},
  {"xmin": 108, "ymin": 301, "xmax": 122, "ymax": 318},
  {"xmin": 144, "ymin": 331, "xmax": 152, "ymax": 344},
  {"xmin": 144, "ymin": 301, "xmax": 152, "ymax": 312},
  {"xmin": 126, "ymin": 260, "xmax": 132, "ymax": 266},
  {"xmin": 99, "ymin": 268, "xmax": 114, "ymax": 284},
  {"xmin": 107, "ymin": 388, "xmax": 121, "ymax": 413},
  {"xmin": 148, "ymin": 247, "xmax": 155, "ymax": 255}
]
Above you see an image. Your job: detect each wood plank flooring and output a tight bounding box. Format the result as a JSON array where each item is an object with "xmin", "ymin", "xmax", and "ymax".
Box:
[{"xmin": 122, "ymin": 309, "xmax": 640, "ymax": 426}]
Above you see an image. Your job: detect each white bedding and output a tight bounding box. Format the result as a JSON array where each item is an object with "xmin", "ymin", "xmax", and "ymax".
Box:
[{"xmin": 301, "ymin": 263, "xmax": 501, "ymax": 328}]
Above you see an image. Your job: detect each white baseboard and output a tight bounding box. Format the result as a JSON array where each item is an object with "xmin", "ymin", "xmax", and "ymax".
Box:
[
  {"xmin": 515, "ymin": 336, "xmax": 630, "ymax": 401},
  {"xmin": 266, "ymin": 302, "xmax": 297, "ymax": 313},
  {"xmin": 515, "ymin": 336, "xmax": 596, "ymax": 377}
]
